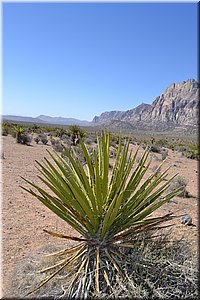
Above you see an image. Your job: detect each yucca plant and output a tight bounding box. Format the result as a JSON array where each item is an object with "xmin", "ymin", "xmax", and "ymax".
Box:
[
  {"xmin": 21, "ymin": 132, "xmax": 180, "ymax": 298},
  {"xmin": 14, "ymin": 125, "xmax": 25, "ymax": 143}
]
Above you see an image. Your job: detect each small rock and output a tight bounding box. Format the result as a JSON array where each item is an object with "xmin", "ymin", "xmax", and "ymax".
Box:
[{"xmin": 181, "ymin": 214, "xmax": 192, "ymax": 225}]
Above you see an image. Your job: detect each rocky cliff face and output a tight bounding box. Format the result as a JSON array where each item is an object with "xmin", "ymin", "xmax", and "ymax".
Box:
[
  {"xmin": 93, "ymin": 111, "xmax": 124, "ymax": 124},
  {"xmin": 92, "ymin": 79, "xmax": 199, "ymax": 130},
  {"xmin": 147, "ymin": 79, "xmax": 199, "ymax": 127}
]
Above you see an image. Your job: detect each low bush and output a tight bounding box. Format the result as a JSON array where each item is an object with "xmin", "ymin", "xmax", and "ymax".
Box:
[
  {"xmin": 52, "ymin": 140, "xmax": 64, "ymax": 153},
  {"xmin": 8, "ymin": 231, "xmax": 198, "ymax": 299},
  {"xmin": 168, "ymin": 175, "xmax": 189, "ymax": 197},
  {"xmin": 39, "ymin": 134, "xmax": 48, "ymax": 145},
  {"xmin": 150, "ymin": 145, "xmax": 161, "ymax": 153},
  {"xmin": 20, "ymin": 134, "xmax": 32, "ymax": 146},
  {"xmin": 2, "ymin": 122, "xmax": 13, "ymax": 136},
  {"xmin": 2, "ymin": 129, "xmax": 8, "ymax": 136},
  {"xmin": 34, "ymin": 136, "xmax": 40, "ymax": 144},
  {"xmin": 161, "ymin": 149, "xmax": 168, "ymax": 160}
]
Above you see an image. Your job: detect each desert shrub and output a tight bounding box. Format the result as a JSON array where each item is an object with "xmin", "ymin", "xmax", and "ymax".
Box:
[
  {"xmin": 52, "ymin": 140, "xmax": 64, "ymax": 153},
  {"xmin": 161, "ymin": 149, "xmax": 168, "ymax": 160},
  {"xmin": 50, "ymin": 138, "xmax": 56, "ymax": 146},
  {"xmin": 150, "ymin": 144, "xmax": 161, "ymax": 153},
  {"xmin": 2, "ymin": 129, "xmax": 8, "ymax": 136},
  {"xmin": 22, "ymin": 133, "xmax": 180, "ymax": 298},
  {"xmin": 39, "ymin": 134, "xmax": 48, "ymax": 145},
  {"xmin": 176, "ymin": 145, "xmax": 187, "ymax": 153},
  {"xmin": 185, "ymin": 149, "xmax": 199, "ymax": 160},
  {"xmin": 168, "ymin": 175, "xmax": 189, "ymax": 197},
  {"xmin": 20, "ymin": 134, "xmax": 32, "ymax": 146},
  {"xmin": 184, "ymin": 144, "xmax": 199, "ymax": 160},
  {"xmin": 34, "ymin": 136, "xmax": 40, "ymax": 144},
  {"xmin": 110, "ymin": 233, "xmax": 198, "ymax": 299},
  {"xmin": 2, "ymin": 124, "xmax": 9, "ymax": 136},
  {"xmin": 2, "ymin": 122, "xmax": 13, "ymax": 136}
]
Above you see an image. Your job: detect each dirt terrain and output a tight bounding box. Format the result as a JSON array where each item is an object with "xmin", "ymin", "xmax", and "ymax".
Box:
[{"xmin": 1, "ymin": 135, "xmax": 198, "ymax": 298}]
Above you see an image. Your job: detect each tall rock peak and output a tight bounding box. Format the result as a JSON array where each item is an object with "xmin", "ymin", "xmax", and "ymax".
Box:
[{"xmin": 92, "ymin": 79, "xmax": 199, "ymax": 130}]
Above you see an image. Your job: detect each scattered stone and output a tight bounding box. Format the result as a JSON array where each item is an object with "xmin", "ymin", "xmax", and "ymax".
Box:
[{"xmin": 181, "ymin": 214, "xmax": 192, "ymax": 226}]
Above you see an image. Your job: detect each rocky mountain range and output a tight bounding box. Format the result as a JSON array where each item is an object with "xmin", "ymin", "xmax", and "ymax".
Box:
[
  {"xmin": 3, "ymin": 79, "xmax": 199, "ymax": 132},
  {"xmin": 92, "ymin": 79, "xmax": 199, "ymax": 131}
]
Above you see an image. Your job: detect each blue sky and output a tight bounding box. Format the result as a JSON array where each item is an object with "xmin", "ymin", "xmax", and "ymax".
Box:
[{"xmin": 3, "ymin": 2, "xmax": 198, "ymax": 121}]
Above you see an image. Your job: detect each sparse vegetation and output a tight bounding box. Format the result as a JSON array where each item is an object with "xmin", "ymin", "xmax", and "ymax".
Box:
[
  {"xmin": 2, "ymin": 121, "xmax": 198, "ymax": 299},
  {"xmin": 22, "ymin": 132, "xmax": 180, "ymax": 298},
  {"xmin": 9, "ymin": 230, "xmax": 198, "ymax": 299}
]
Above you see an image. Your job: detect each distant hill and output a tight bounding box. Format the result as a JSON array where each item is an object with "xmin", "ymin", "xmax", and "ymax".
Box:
[
  {"xmin": 2, "ymin": 115, "xmax": 47, "ymax": 124},
  {"xmin": 2, "ymin": 114, "xmax": 91, "ymax": 126},
  {"xmin": 36, "ymin": 115, "xmax": 91, "ymax": 126}
]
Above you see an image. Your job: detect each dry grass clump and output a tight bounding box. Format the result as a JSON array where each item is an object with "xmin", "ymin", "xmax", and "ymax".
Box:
[
  {"xmin": 109, "ymin": 232, "xmax": 198, "ymax": 299},
  {"xmin": 7, "ymin": 230, "xmax": 198, "ymax": 299}
]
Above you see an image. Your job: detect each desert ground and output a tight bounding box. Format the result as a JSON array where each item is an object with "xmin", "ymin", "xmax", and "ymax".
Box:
[{"xmin": 1, "ymin": 134, "xmax": 198, "ymax": 298}]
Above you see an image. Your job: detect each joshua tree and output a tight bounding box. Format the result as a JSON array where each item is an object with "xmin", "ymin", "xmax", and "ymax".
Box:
[{"xmin": 22, "ymin": 132, "xmax": 180, "ymax": 298}]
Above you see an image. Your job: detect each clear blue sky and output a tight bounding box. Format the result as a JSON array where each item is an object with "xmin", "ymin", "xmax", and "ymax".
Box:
[{"xmin": 3, "ymin": 2, "xmax": 198, "ymax": 121}]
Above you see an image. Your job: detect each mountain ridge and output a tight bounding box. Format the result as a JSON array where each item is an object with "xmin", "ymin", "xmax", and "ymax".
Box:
[
  {"xmin": 92, "ymin": 79, "xmax": 199, "ymax": 131},
  {"xmin": 3, "ymin": 78, "xmax": 199, "ymax": 131}
]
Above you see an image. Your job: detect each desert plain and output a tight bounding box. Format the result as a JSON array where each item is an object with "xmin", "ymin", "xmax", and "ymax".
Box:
[{"xmin": 1, "ymin": 134, "xmax": 198, "ymax": 298}]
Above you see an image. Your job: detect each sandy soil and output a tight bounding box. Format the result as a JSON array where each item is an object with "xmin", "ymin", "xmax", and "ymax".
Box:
[{"xmin": 1, "ymin": 135, "xmax": 198, "ymax": 298}]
